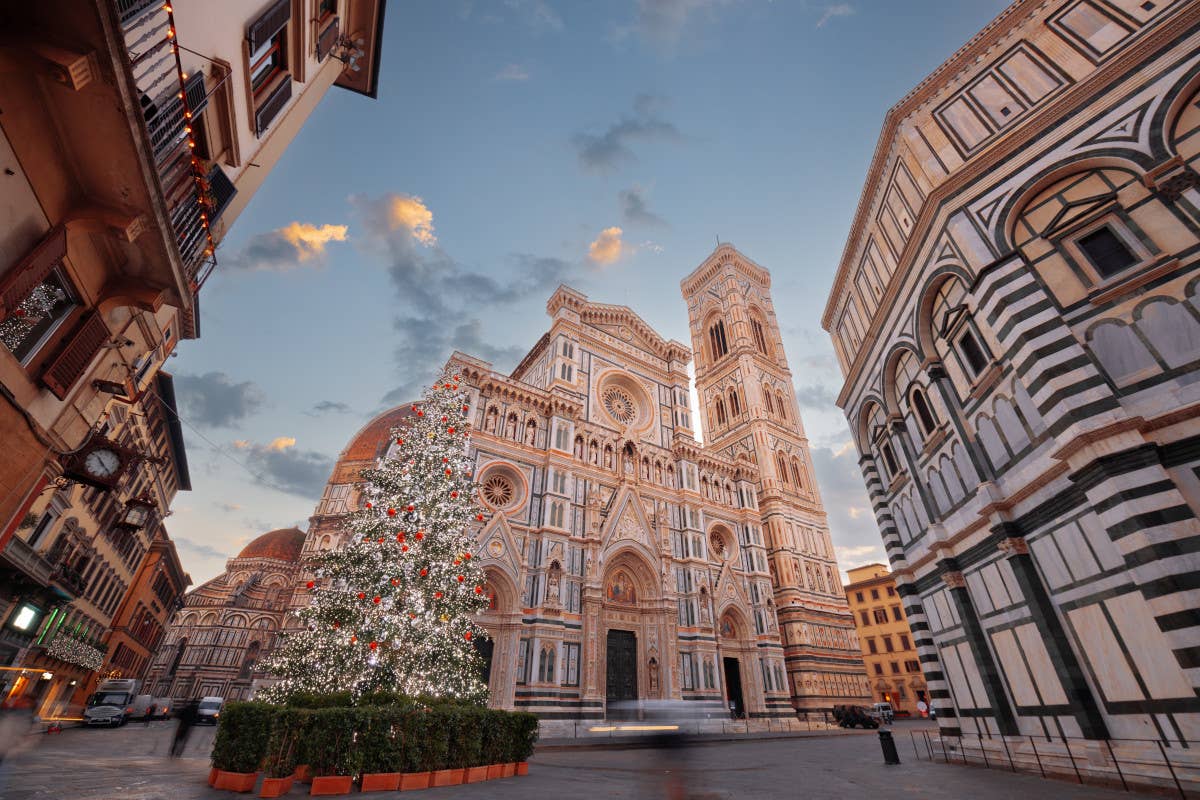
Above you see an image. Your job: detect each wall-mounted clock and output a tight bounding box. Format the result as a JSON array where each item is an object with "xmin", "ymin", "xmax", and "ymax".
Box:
[{"xmin": 61, "ymin": 436, "xmax": 132, "ymax": 490}]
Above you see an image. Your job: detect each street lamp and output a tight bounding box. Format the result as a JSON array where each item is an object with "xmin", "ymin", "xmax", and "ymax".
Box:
[{"xmin": 116, "ymin": 494, "xmax": 156, "ymax": 530}]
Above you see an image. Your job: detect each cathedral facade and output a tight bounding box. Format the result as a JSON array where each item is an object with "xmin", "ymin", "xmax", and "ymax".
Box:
[{"xmin": 290, "ymin": 246, "xmax": 868, "ymax": 717}]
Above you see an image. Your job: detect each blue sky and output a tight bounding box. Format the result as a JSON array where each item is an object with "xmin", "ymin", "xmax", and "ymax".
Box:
[{"xmin": 167, "ymin": 0, "xmax": 1009, "ymax": 585}]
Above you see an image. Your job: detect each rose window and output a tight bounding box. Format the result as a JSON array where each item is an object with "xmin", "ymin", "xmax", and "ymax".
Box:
[
  {"xmin": 602, "ymin": 387, "xmax": 637, "ymax": 424},
  {"xmin": 710, "ymin": 531, "xmax": 726, "ymax": 558},
  {"xmin": 481, "ymin": 474, "xmax": 515, "ymax": 508}
]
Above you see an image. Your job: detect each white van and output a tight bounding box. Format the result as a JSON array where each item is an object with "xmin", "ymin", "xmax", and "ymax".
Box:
[
  {"xmin": 870, "ymin": 702, "xmax": 895, "ymax": 723},
  {"xmin": 130, "ymin": 694, "xmax": 155, "ymax": 719},
  {"xmin": 84, "ymin": 679, "xmax": 141, "ymax": 727}
]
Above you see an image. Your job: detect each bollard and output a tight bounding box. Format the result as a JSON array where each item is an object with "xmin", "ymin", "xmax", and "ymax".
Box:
[{"xmin": 879, "ymin": 729, "xmax": 901, "ymax": 765}]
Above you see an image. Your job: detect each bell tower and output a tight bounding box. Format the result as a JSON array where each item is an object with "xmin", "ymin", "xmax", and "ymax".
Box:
[{"xmin": 681, "ymin": 243, "xmax": 869, "ymax": 712}]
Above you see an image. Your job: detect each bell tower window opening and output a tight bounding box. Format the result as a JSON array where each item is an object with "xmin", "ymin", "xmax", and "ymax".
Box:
[
  {"xmin": 751, "ymin": 318, "xmax": 768, "ymax": 354},
  {"xmin": 776, "ymin": 451, "xmax": 790, "ymax": 485},
  {"xmin": 715, "ymin": 398, "xmax": 727, "ymax": 427},
  {"xmin": 728, "ymin": 389, "xmax": 740, "ymax": 417},
  {"xmin": 708, "ymin": 319, "xmax": 729, "ymax": 361},
  {"xmin": 763, "ymin": 388, "xmax": 774, "ymax": 415}
]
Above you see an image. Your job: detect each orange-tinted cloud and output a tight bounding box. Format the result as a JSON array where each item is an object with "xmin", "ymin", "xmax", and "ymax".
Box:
[
  {"xmin": 279, "ymin": 222, "xmax": 349, "ymax": 259},
  {"xmin": 266, "ymin": 436, "xmax": 296, "ymax": 452},
  {"xmin": 588, "ymin": 226, "xmax": 625, "ymax": 265},
  {"xmin": 388, "ymin": 196, "xmax": 437, "ymax": 246}
]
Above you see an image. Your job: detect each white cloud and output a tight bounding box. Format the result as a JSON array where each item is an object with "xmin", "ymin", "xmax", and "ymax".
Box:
[
  {"xmin": 494, "ymin": 63, "xmax": 530, "ymax": 81},
  {"xmin": 816, "ymin": 3, "xmax": 854, "ymax": 28},
  {"xmin": 588, "ymin": 226, "xmax": 625, "ymax": 265}
]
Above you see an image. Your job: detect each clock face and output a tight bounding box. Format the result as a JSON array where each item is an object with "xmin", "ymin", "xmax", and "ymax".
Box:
[{"xmin": 83, "ymin": 448, "xmax": 121, "ymax": 479}]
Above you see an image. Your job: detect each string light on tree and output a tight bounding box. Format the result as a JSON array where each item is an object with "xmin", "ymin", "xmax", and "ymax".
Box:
[{"xmin": 258, "ymin": 377, "xmax": 490, "ymax": 702}]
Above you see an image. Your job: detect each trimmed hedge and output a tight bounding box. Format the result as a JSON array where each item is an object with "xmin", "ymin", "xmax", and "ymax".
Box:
[{"xmin": 211, "ymin": 698, "xmax": 539, "ymax": 777}]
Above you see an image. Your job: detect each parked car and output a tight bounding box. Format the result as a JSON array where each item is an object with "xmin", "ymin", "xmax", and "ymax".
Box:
[
  {"xmin": 870, "ymin": 702, "xmax": 895, "ymax": 724},
  {"xmin": 84, "ymin": 679, "xmax": 142, "ymax": 727},
  {"xmin": 195, "ymin": 696, "xmax": 223, "ymax": 725},
  {"xmin": 838, "ymin": 705, "xmax": 880, "ymax": 729},
  {"xmin": 151, "ymin": 698, "xmax": 173, "ymax": 720}
]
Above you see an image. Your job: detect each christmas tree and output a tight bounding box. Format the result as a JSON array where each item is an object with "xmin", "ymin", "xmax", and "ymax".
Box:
[{"xmin": 259, "ymin": 376, "xmax": 490, "ymax": 703}]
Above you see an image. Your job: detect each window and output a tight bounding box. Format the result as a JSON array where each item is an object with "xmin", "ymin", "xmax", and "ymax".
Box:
[
  {"xmin": 958, "ymin": 330, "xmax": 990, "ymax": 376},
  {"xmin": 870, "ymin": 589, "xmax": 880, "ymax": 601},
  {"xmin": 873, "ymin": 609, "xmax": 888, "ymax": 624},
  {"xmin": 548, "ymin": 501, "xmax": 565, "ymax": 529},
  {"xmin": 899, "ymin": 634, "xmax": 910, "ymax": 650},
  {"xmin": 891, "ymin": 605, "xmax": 903, "ymax": 622},
  {"xmin": 559, "ymin": 363, "xmax": 573, "ymax": 381},
  {"xmin": 708, "ymin": 320, "xmax": 729, "ymax": 361},
  {"xmin": 855, "ymin": 592, "xmax": 864, "ymax": 603},
  {"xmin": 886, "ymin": 586, "xmax": 895, "ymax": 597},
  {"xmin": 1077, "ymin": 225, "xmax": 1138, "ymax": 278},
  {"xmin": 562, "ymin": 643, "xmax": 580, "ymax": 686},
  {"xmin": 890, "ymin": 661, "xmax": 901, "ymax": 675},
  {"xmin": 873, "ymin": 663, "xmax": 883, "ymax": 676},
  {"xmin": 905, "ymin": 659, "xmax": 921, "ymax": 672},
  {"xmin": 790, "ymin": 460, "xmax": 803, "ymax": 488},
  {"xmin": 912, "ymin": 389, "xmax": 937, "ymax": 435},
  {"xmin": 883, "ymin": 636, "xmax": 894, "ymax": 653},
  {"xmin": 866, "ymin": 638, "xmax": 877, "ymax": 654},
  {"xmin": 561, "ymin": 340, "xmax": 574, "ymax": 358},
  {"xmin": 764, "ymin": 390, "xmax": 774, "ymax": 415},
  {"xmin": 538, "ymin": 645, "xmax": 556, "ymax": 683},
  {"xmin": 751, "ymin": 318, "xmax": 768, "ymax": 354},
  {"xmin": 776, "ymin": 452, "xmax": 790, "ymax": 485},
  {"xmin": 247, "ymin": 0, "xmax": 293, "ymax": 136},
  {"xmin": 859, "ymin": 610, "xmax": 869, "ymax": 626},
  {"xmin": 516, "ymin": 639, "xmax": 530, "ymax": 683},
  {"xmin": 2, "ymin": 266, "xmax": 79, "ymax": 366},
  {"xmin": 552, "ymin": 470, "xmax": 568, "ymax": 495},
  {"xmin": 553, "ymin": 424, "xmax": 569, "ymax": 451},
  {"xmin": 715, "ymin": 398, "xmax": 726, "ymax": 426},
  {"xmin": 729, "ymin": 389, "xmax": 740, "ymax": 417},
  {"xmin": 880, "ymin": 442, "xmax": 899, "ymax": 476}
]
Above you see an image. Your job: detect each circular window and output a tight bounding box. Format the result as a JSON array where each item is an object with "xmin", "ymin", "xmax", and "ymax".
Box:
[
  {"xmin": 602, "ymin": 386, "xmax": 637, "ymax": 424},
  {"xmin": 477, "ymin": 463, "xmax": 525, "ymax": 512},
  {"xmin": 481, "ymin": 474, "xmax": 514, "ymax": 507}
]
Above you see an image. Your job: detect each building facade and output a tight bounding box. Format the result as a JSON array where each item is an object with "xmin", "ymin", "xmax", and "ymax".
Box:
[
  {"xmin": 0, "ymin": 0, "xmax": 385, "ymax": 711},
  {"xmin": 844, "ymin": 564, "xmax": 926, "ymax": 717},
  {"xmin": 276, "ymin": 250, "xmax": 869, "ymax": 718},
  {"xmin": 823, "ymin": 0, "xmax": 1200, "ymax": 744},
  {"xmin": 143, "ymin": 528, "xmax": 305, "ymax": 703}
]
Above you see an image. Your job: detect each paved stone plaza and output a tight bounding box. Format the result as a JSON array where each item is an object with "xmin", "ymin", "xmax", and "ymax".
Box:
[{"xmin": 0, "ymin": 720, "xmax": 1134, "ymax": 800}]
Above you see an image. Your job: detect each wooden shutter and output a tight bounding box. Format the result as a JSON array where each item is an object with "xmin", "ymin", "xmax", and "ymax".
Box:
[
  {"xmin": 316, "ymin": 17, "xmax": 340, "ymax": 61},
  {"xmin": 183, "ymin": 70, "xmax": 208, "ymax": 116},
  {"xmin": 247, "ymin": 0, "xmax": 291, "ymax": 51},
  {"xmin": 41, "ymin": 311, "xmax": 110, "ymax": 400},
  {"xmin": 207, "ymin": 165, "xmax": 237, "ymax": 223},
  {"xmin": 0, "ymin": 226, "xmax": 67, "ymax": 323},
  {"xmin": 254, "ymin": 78, "xmax": 292, "ymax": 136}
]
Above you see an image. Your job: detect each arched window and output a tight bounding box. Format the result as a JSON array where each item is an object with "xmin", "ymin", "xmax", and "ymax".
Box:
[
  {"xmin": 763, "ymin": 388, "xmax": 774, "ymax": 415},
  {"xmin": 715, "ymin": 398, "xmax": 727, "ymax": 426},
  {"xmin": 776, "ymin": 452, "xmax": 790, "ymax": 484},
  {"xmin": 538, "ymin": 646, "xmax": 556, "ymax": 683},
  {"xmin": 728, "ymin": 389, "xmax": 740, "ymax": 417},
  {"xmin": 776, "ymin": 391, "xmax": 787, "ymax": 420},
  {"xmin": 931, "ymin": 277, "xmax": 991, "ymax": 380},
  {"xmin": 708, "ymin": 320, "xmax": 729, "ymax": 361},
  {"xmin": 751, "ymin": 316, "xmax": 769, "ymax": 354},
  {"xmin": 912, "ymin": 388, "xmax": 937, "ymax": 435},
  {"xmin": 790, "ymin": 458, "xmax": 803, "ymax": 488}
]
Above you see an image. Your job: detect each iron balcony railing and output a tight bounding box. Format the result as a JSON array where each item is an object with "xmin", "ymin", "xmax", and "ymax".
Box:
[{"xmin": 117, "ymin": 0, "xmax": 221, "ymax": 290}]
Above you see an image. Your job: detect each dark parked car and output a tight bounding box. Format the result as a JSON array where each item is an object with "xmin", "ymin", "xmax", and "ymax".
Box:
[{"xmin": 837, "ymin": 705, "xmax": 880, "ymax": 729}]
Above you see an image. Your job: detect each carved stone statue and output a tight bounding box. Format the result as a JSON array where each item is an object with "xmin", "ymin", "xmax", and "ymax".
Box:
[{"xmin": 648, "ymin": 658, "xmax": 660, "ymax": 695}]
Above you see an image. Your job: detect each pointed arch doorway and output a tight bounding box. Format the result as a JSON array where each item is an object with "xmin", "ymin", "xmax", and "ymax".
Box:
[{"xmin": 606, "ymin": 629, "xmax": 638, "ymax": 708}]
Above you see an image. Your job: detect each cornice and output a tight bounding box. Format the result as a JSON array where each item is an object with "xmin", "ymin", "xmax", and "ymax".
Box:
[
  {"xmin": 450, "ymin": 354, "xmax": 584, "ymax": 418},
  {"xmin": 681, "ymin": 243, "xmax": 771, "ymax": 296}
]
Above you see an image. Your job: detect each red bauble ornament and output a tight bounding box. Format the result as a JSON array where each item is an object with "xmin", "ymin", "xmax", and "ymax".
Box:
[
  {"xmin": 448, "ymin": 427, "xmax": 455, "ymax": 434},
  {"xmin": 369, "ymin": 641, "xmax": 378, "ymax": 650},
  {"xmin": 417, "ymin": 410, "xmax": 424, "ymax": 417},
  {"xmin": 420, "ymin": 568, "xmax": 428, "ymax": 577},
  {"xmin": 475, "ymin": 513, "xmax": 484, "ymax": 521},
  {"xmin": 474, "ymin": 586, "xmax": 483, "ymax": 594},
  {"xmin": 457, "ymin": 575, "xmax": 465, "ymax": 583},
  {"xmin": 350, "ymin": 635, "xmax": 357, "ymax": 644},
  {"xmin": 462, "ymin": 405, "xmax": 469, "ymax": 412},
  {"xmin": 464, "ymin": 631, "xmax": 472, "ymax": 640},
  {"xmin": 409, "ymin": 613, "xmax": 416, "ymax": 620},
  {"xmin": 445, "ymin": 469, "xmax": 452, "ymax": 476},
  {"xmin": 357, "ymin": 592, "xmax": 366, "ymax": 600},
  {"xmin": 396, "ymin": 533, "xmax": 406, "ymax": 542},
  {"xmin": 333, "ymin": 622, "xmax": 340, "ymax": 629},
  {"xmin": 464, "ymin": 553, "xmax": 472, "ymax": 560},
  {"xmin": 415, "ymin": 531, "xmax": 425, "ymax": 541},
  {"xmin": 391, "ymin": 578, "xmax": 399, "ymax": 586},
  {"xmin": 373, "ymin": 596, "xmax": 381, "ymax": 605},
  {"xmin": 377, "ymin": 537, "xmax": 384, "ymax": 543},
  {"xmin": 442, "ymin": 457, "xmax": 449, "ymax": 463},
  {"xmin": 401, "ymin": 545, "xmax": 409, "ymax": 553},
  {"xmin": 452, "ymin": 383, "xmax": 459, "ymax": 389},
  {"xmin": 407, "ymin": 504, "xmax": 415, "ymax": 512},
  {"xmin": 441, "ymin": 416, "xmax": 448, "ymax": 422},
  {"xmin": 387, "ymin": 507, "xmax": 397, "ymax": 517},
  {"xmin": 434, "ymin": 591, "xmax": 443, "ymax": 599},
  {"xmin": 450, "ymin": 491, "xmax": 459, "ymax": 498},
  {"xmin": 306, "ymin": 581, "xmax": 315, "ymax": 589},
  {"xmin": 396, "ymin": 437, "xmax": 404, "ymax": 445},
  {"xmin": 363, "ymin": 536, "xmax": 371, "ymax": 543},
  {"xmin": 365, "ymin": 502, "xmax": 373, "ymax": 509}
]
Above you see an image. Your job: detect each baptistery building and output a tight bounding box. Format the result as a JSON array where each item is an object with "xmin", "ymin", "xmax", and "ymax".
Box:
[
  {"xmin": 824, "ymin": 0, "xmax": 1200, "ymax": 745},
  {"xmin": 289, "ymin": 248, "xmax": 869, "ymax": 718}
]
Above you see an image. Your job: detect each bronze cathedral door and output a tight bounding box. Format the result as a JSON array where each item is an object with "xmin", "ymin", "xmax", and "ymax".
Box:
[{"xmin": 606, "ymin": 629, "xmax": 638, "ymax": 707}]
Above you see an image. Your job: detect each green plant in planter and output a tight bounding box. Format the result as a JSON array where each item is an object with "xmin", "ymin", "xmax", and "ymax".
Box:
[
  {"xmin": 357, "ymin": 706, "xmax": 407, "ymax": 775},
  {"xmin": 407, "ymin": 708, "xmax": 447, "ymax": 772},
  {"xmin": 307, "ymin": 708, "xmax": 359, "ymax": 777},
  {"xmin": 261, "ymin": 707, "xmax": 311, "ymax": 778},
  {"xmin": 211, "ymin": 702, "xmax": 276, "ymax": 773},
  {"xmin": 510, "ymin": 712, "xmax": 539, "ymax": 763}
]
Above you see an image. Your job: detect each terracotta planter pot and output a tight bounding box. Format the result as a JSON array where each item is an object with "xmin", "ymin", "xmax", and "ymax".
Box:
[
  {"xmin": 516, "ymin": 762, "xmax": 530, "ymax": 776},
  {"xmin": 431, "ymin": 768, "xmax": 464, "ymax": 787},
  {"xmin": 214, "ymin": 770, "xmax": 259, "ymax": 793},
  {"xmin": 501, "ymin": 763, "xmax": 517, "ymax": 778},
  {"xmin": 209, "ymin": 767, "xmax": 220, "ymax": 786},
  {"xmin": 399, "ymin": 771, "xmax": 431, "ymax": 791},
  {"xmin": 309, "ymin": 775, "xmax": 353, "ymax": 796},
  {"xmin": 360, "ymin": 773, "xmax": 401, "ymax": 793},
  {"xmin": 464, "ymin": 766, "xmax": 489, "ymax": 783},
  {"xmin": 486, "ymin": 764, "xmax": 504, "ymax": 780},
  {"xmin": 294, "ymin": 765, "xmax": 312, "ymax": 783},
  {"xmin": 258, "ymin": 776, "xmax": 294, "ymax": 798}
]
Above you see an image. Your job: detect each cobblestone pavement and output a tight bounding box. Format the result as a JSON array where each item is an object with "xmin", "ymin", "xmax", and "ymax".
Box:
[{"xmin": 0, "ymin": 719, "xmax": 1134, "ymax": 800}]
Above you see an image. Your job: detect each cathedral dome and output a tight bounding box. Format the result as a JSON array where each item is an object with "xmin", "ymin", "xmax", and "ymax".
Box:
[
  {"xmin": 340, "ymin": 403, "xmax": 419, "ymax": 462},
  {"xmin": 237, "ymin": 527, "xmax": 306, "ymax": 561}
]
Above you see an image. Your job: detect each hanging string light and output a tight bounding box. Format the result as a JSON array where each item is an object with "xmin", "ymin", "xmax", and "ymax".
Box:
[{"xmin": 161, "ymin": 3, "xmax": 217, "ymax": 291}]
